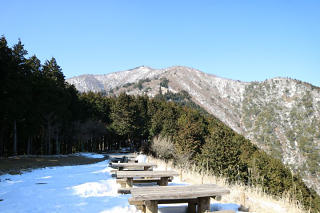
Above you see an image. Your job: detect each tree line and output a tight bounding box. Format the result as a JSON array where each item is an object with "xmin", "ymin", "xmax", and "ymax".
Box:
[{"xmin": 0, "ymin": 37, "xmax": 319, "ymax": 212}]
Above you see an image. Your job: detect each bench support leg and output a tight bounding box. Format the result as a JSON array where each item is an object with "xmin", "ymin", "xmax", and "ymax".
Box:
[
  {"xmin": 126, "ymin": 178, "xmax": 133, "ymax": 187},
  {"xmin": 144, "ymin": 166, "xmax": 150, "ymax": 171},
  {"xmin": 136, "ymin": 205, "xmax": 145, "ymax": 213},
  {"xmin": 198, "ymin": 197, "xmax": 210, "ymax": 213},
  {"xmin": 187, "ymin": 202, "xmax": 197, "ymax": 213},
  {"xmin": 145, "ymin": 200, "xmax": 158, "ymax": 213},
  {"xmin": 120, "ymin": 181, "xmax": 126, "ymax": 188},
  {"xmin": 159, "ymin": 177, "xmax": 169, "ymax": 186}
]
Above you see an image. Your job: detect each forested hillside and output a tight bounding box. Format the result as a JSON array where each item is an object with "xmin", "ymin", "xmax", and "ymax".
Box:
[
  {"xmin": 1, "ymin": 37, "xmax": 320, "ymax": 212},
  {"xmin": 67, "ymin": 65, "xmax": 320, "ymax": 195}
]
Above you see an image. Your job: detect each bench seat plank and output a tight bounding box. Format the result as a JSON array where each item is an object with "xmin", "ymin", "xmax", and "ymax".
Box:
[
  {"xmin": 116, "ymin": 170, "xmax": 178, "ymax": 178},
  {"xmin": 111, "ymin": 163, "xmax": 157, "ymax": 168},
  {"xmin": 129, "ymin": 184, "xmax": 229, "ymax": 201}
]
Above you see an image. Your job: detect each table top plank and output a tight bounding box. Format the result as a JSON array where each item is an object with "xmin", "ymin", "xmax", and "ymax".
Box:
[
  {"xmin": 130, "ymin": 184, "xmax": 229, "ymax": 201},
  {"xmin": 116, "ymin": 170, "xmax": 178, "ymax": 178},
  {"xmin": 111, "ymin": 163, "xmax": 157, "ymax": 167},
  {"xmin": 131, "ymin": 184, "xmax": 218, "ymax": 192}
]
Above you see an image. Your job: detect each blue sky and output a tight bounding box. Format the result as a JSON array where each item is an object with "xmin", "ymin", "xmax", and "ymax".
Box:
[{"xmin": 1, "ymin": 0, "xmax": 319, "ymax": 86}]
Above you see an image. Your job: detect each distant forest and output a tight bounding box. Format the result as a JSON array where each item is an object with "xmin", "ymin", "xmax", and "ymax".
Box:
[{"xmin": 0, "ymin": 37, "xmax": 319, "ymax": 212}]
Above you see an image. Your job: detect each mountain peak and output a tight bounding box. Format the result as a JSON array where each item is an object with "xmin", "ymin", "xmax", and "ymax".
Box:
[
  {"xmin": 129, "ymin": 65, "xmax": 153, "ymax": 71},
  {"xmin": 66, "ymin": 67, "xmax": 320, "ymax": 195}
]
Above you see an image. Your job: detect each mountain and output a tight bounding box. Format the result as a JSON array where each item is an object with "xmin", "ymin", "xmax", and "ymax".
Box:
[{"xmin": 67, "ymin": 65, "xmax": 320, "ymax": 194}]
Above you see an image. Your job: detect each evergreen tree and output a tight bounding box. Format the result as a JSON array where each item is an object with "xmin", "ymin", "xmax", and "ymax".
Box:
[{"xmin": 111, "ymin": 92, "xmax": 138, "ymax": 149}]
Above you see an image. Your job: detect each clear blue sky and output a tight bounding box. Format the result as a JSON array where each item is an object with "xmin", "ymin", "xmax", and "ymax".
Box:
[{"xmin": 1, "ymin": 0, "xmax": 320, "ymax": 86}]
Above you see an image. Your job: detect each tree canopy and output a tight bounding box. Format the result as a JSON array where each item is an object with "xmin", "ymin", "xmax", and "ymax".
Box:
[{"xmin": 0, "ymin": 36, "xmax": 319, "ymax": 212}]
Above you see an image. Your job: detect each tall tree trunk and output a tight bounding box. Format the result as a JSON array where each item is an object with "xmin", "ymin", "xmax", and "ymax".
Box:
[
  {"xmin": 27, "ymin": 137, "xmax": 32, "ymax": 155},
  {"xmin": 13, "ymin": 120, "xmax": 17, "ymax": 155},
  {"xmin": 68, "ymin": 141, "xmax": 72, "ymax": 153},
  {"xmin": 40, "ymin": 130, "xmax": 44, "ymax": 155},
  {"xmin": 81, "ymin": 140, "xmax": 84, "ymax": 152},
  {"xmin": 55, "ymin": 133, "xmax": 60, "ymax": 155},
  {"xmin": 0, "ymin": 127, "xmax": 4, "ymax": 157},
  {"xmin": 90, "ymin": 137, "xmax": 93, "ymax": 152},
  {"xmin": 47, "ymin": 123, "xmax": 51, "ymax": 155}
]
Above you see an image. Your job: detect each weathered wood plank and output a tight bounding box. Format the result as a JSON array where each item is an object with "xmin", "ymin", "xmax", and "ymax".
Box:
[
  {"xmin": 108, "ymin": 154, "xmax": 137, "ymax": 159},
  {"xmin": 116, "ymin": 170, "xmax": 178, "ymax": 178},
  {"xmin": 111, "ymin": 163, "xmax": 157, "ymax": 168},
  {"xmin": 130, "ymin": 184, "xmax": 230, "ymax": 201},
  {"xmin": 129, "ymin": 198, "xmax": 198, "ymax": 205},
  {"xmin": 116, "ymin": 178, "xmax": 172, "ymax": 185},
  {"xmin": 117, "ymin": 188, "xmax": 131, "ymax": 194},
  {"xmin": 131, "ymin": 184, "xmax": 218, "ymax": 193},
  {"xmin": 131, "ymin": 190, "xmax": 229, "ymax": 200}
]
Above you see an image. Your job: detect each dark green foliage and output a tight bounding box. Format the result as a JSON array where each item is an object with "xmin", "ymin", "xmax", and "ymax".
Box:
[
  {"xmin": 1, "ymin": 36, "xmax": 319, "ymax": 212},
  {"xmin": 175, "ymin": 108, "xmax": 207, "ymax": 160},
  {"xmin": 155, "ymin": 90, "xmax": 208, "ymax": 114},
  {"xmin": 122, "ymin": 82, "xmax": 134, "ymax": 88},
  {"xmin": 242, "ymin": 80, "xmax": 320, "ymax": 181},
  {"xmin": 0, "ymin": 37, "xmax": 111, "ymax": 155},
  {"xmin": 160, "ymin": 77, "xmax": 169, "ymax": 88},
  {"xmin": 133, "ymin": 78, "xmax": 151, "ymax": 90}
]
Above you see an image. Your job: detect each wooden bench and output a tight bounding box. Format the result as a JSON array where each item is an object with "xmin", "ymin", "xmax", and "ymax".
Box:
[
  {"xmin": 116, "ymin": 177, "xmax": 173, "ymax": 193},
  {"xmin": 109, "ymin": 154, "xmax": 138, "ymax": 164},
  {"xmin": 116, "ymin": 170, "xmax": 178, "ymax": 188},
  {"xmin": 111, "ymin": 162, "xmax": 157, "ymax": 171},
  {"xmin": 129, "ymin": 184, "xmax": 230, "ymax": 213}
]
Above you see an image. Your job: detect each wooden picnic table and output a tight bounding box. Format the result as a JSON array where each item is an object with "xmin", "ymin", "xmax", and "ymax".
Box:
[
  {"xmin": 111, "ymin": 162, "xmax": 157, "ymax": 171},
  {"xmin": 108, "ymin": 154, "xmax": 138, "ymax": 163},
  {"xmin": 116, "ymin": 170, "xmax": 178, "ymax": 188},
  {"xmin": 129, "ymin": 184, "xmax": 230, "ymax": 213}
]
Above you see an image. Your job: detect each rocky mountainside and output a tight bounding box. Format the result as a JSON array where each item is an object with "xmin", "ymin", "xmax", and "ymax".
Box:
[{"xmin": 67, "ymin": 66, "xmax": 320, "ymax": 194}]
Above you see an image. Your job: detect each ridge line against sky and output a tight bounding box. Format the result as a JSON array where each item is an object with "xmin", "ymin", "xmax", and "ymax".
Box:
[{"xmin": 1, "ymin": 0, "xmax": 319, "ymax": 86}]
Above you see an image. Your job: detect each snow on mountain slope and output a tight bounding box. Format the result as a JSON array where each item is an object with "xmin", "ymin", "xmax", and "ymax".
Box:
[{"xmin": 66, "ymin": 66, "xmax": 320, "ymax": 194}]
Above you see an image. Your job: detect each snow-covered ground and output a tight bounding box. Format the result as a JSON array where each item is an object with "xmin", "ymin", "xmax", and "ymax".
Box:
[
  {"xmin": 73, "ymin": 152, "xmax": 106, "ymax": 159},
  {"xmin": 0, "ymin": 154, "xmax": 239, "ymax": 213}
]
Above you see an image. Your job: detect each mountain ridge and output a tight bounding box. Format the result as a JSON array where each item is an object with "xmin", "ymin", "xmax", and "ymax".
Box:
[{"xmin": 66, "ymin": 66, "xmax": 320, "ymax": 194}]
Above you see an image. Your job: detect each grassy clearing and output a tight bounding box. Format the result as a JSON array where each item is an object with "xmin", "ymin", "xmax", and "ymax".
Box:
[{"xmin": 147, "ymin": 156, "xmax": 306, "ymax": 213}]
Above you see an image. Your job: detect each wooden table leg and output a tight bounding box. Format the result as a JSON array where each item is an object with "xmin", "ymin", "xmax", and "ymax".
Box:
[
  {"xmin": 159, "ymin": 177, "xmax": 169, "ymax": 186},
  {"xmin": 145, "ymin": 200, "xmax": 158, "ymax": 213},
  {"xmin": 187, "ymin": 202, "xmax": 197, "ymax": 213},
  {"xmin": 119, "ymin": 167, "xmax": 123, "ymax": 171},
  {"xmin": 198, "ymin": 197, "xmax": 210, "ymax": 213},
  {"xmin": 120, "ymin": 180, "xmax": 126, "ymax": 188},
  {"xmin": 144, "ymin": 166, "xmax": 150, "ymax": 171},
  {"xmin": 136, "ymin": 205, "xmax": 146, "ymax": 213},
  {"xmin": 126, "ymin": 178, "xmax": 133, "ymax": 187}
]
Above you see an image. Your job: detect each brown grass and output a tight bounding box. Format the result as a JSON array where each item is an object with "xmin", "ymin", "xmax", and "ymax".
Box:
[
  {"xmin": 0, "ymin": 155, "xmax": 106, "ymax": 175},
  {"xmin": 147, "ymin": 156, "xmax": 306, "ymax": 213}
]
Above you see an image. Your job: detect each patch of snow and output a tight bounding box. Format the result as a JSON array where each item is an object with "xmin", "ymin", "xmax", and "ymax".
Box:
[
  {"xmin": 100, "ymin": 205, "xmax": 138, "ymax": 213},
  {"xmin": 70, "ymin": 179, "xmax": 118, "ymax": 198},
  {"xmin": 0, "ymin": 160, "xmax": 136, "ymax": 213},
  {"xmin": 0, "ymin": 155, "xmax": 243, "ymax": 213},
  {"xmin": 6, "ymin": 180, "xmax": 24, "ymax": 184},
  {"xmin": 38, "ymin": 176, "xmax": 52, "ymax": 179},
  {"xmin": 136, "ymin": 154, "xmax": 147, "ymax": 163},
  {"xmin": 74, "ymin": 152, "xmax": 105, "ymax": 159}
]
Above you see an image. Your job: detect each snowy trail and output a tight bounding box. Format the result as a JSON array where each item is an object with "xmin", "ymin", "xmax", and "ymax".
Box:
[
  {"xmin": 0, "ymin": 154, "xmax": 240, "ymax": 213},
  {"xmin": 0, "ymin": 155, "xmax": 137, "ymax": 213}
]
